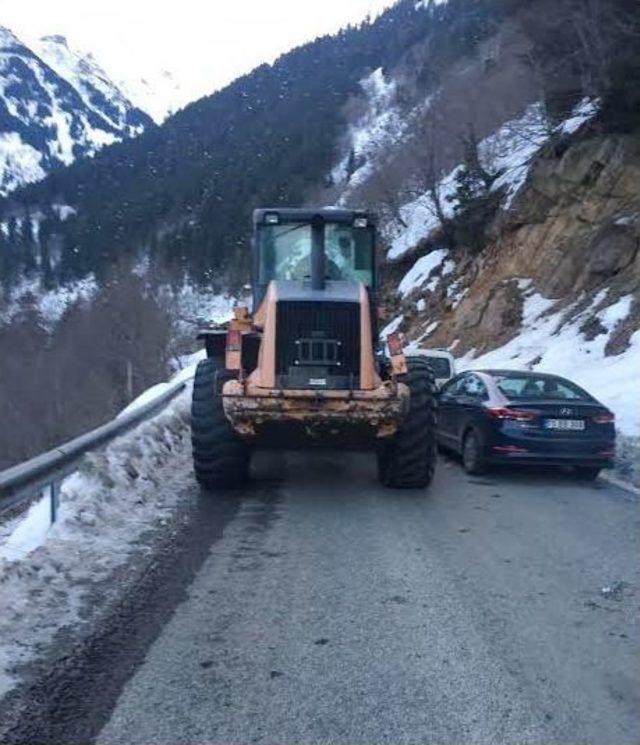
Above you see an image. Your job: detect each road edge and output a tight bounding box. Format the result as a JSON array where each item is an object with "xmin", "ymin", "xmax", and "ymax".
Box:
[{"xmin": 601, "ymin": 471, "xmax": 640, "ymax": 497}]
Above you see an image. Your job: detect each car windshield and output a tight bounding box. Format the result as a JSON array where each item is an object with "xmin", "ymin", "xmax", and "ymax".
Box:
[
  {"xmin": 258, "ymin": 222, "xmax": 374, "ymax": 285},
  {"xmin": 494, "ymin": 373, "xmax": 591, "ymax": 401}
]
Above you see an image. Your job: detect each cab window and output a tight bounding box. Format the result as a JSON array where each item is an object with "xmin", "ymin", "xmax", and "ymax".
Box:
[
  {"xmin": 325, "ymin": 224, "xmax": 374, "ymax": 285},
  {"xmin": 259, "ymin": 222, "xmax": 311, "ymax": 283},
  {"xmin": 258, "ymin": 222, "xmax": 374, "ymax": 285}
]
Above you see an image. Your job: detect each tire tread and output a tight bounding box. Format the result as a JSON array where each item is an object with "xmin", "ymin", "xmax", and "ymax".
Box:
[
  {"xmin": 190, "ymin": 359, "xmax": 249, "ymax": 489},
  {"xmin": 378, "ymin": 357, "xmax": 437, "ymax": 489}
]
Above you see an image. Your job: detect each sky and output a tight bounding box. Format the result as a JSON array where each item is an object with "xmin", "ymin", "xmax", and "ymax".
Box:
[{"xmin": 0, "ymin": 0, "xmax": 397, "ymax": 119}]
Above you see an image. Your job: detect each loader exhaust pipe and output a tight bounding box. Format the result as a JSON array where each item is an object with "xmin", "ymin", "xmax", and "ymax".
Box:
[{"xmin": 311, "ymin": 214, "xmax": 325, "ymax": 291}]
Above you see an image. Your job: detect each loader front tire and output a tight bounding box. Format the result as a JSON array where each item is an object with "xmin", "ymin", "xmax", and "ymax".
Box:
[
  {"xmin": 191, "ymin": 358, "xmax": 250, "ymax": 490},
  {"xmin": 378, "ymin": 357, "xmax": 437, "ymax": 489}
]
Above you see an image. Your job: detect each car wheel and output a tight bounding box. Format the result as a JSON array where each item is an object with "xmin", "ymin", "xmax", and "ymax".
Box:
[
  {"xmin": 575, "ymin": 466, "xmax": 601, "ymax": 481},
  {"xmin": 462, "ymin": 430, "xmax": 485, "ymax": 475}
]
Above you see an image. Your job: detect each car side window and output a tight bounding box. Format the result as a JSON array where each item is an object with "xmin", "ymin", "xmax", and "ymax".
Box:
[
  {"xmin": 440, "ymin": 375, "xmax": 464, "ymax": 398},
  {"xmin": 462, "ymin": 375, "xmax": 488, "ymax": 400}
]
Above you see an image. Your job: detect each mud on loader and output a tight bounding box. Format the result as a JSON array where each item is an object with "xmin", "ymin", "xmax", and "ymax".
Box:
[{"xmin": 191, "ymin": 208, "xmax": 437, "ymax": 489}]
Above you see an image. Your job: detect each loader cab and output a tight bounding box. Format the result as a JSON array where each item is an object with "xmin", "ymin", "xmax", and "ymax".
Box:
[{"xmin": 252, "ymin": 208, "xmax": 376, "ymax": 311}]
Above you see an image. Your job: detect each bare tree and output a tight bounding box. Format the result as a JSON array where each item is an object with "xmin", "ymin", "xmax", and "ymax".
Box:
[{"xmin": 516, "ymin": 0, "xmax": 640, "ymax": 119}]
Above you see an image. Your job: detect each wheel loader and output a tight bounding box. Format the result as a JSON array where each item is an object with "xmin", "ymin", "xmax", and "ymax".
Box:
[{"xmin": 191, "ymin": 208, "xmax": 436, "ymax": 489}]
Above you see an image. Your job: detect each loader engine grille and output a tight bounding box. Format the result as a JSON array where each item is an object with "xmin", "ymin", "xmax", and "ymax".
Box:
[{"xmin": 276, "ymin": 301, "xmax": 360, "ymax": 389}]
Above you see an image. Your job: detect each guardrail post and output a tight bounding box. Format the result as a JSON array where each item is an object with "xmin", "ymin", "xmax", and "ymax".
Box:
[{"xmin": 50, "ymin": 482, "xmax": 60, "ymax": 525}]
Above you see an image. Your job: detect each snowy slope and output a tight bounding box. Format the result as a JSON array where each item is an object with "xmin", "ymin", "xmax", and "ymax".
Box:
[
  {"xmin": 0, "ymin": 27, "xmax": 152, "ymax": 195},
  {"xmin": 384, "ymin": 98, "xmax": 638, "ymax": 435},
  {"xmin": 388, "ymin": 100, "xmax": 599, "ymax": 260},
  {"xmin": 331, "ymin": 67, "xmax": 406, "ymax": 195},
  {"xmin": 458, "ymin": 289, "xmax": 640, "ymax": 436},
  {"xmin": 117, "ymin": 68, "xmax": 185, "ymax": 124},
  {"xmin": 35, "ymin": 34, "xmax": 149, "ymax": 137}
]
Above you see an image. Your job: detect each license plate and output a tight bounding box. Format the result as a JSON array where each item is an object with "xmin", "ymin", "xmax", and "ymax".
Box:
[{"xmin": 544, "ymin": 419, "xmax": 585, "ymax": 431}]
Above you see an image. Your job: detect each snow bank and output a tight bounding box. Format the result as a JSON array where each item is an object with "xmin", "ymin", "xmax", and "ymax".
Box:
[
  {"xmin": 117, "ymin": 351, "xmax": 202, "ymax": 417},
  {"xmin": 0, "ymin": 496, "xmax": 52, "ymax": 563},
  {"xmin": 459, "ymin": 288, "xmax": 640, "ymax": 435},
  {"xmin": 0, "ymin": 385, "xmax": 193, "ymax": 697}
]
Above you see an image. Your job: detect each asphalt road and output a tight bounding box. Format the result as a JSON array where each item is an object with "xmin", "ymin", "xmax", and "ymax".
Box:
[
  {"xmin": 91, "ymin": 451, "xmax": 638, "ymax": 745},
  {"xmin": 6, "ymin": 451, "xmax": 639, "ymax": 744}
]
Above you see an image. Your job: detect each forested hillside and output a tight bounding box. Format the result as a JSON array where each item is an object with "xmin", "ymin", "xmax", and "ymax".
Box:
[
  {"xmin": 0, "ymin": 0, "xmax": 502, "ymax": 291},
  {"xmin": 0, "ymin": 0, "xmax": 638, "ymax": 469}
]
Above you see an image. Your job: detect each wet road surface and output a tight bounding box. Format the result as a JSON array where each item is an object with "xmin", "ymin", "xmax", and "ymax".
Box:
[{"xmin": 7, "ymin": 451, "xmax": 640, "ymax": 744}]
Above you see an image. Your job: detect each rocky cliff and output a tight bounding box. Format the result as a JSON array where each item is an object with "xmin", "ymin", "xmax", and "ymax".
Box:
[{"xmin": 386, "ymin": 124, "xmax": 640, "ymax": 434}]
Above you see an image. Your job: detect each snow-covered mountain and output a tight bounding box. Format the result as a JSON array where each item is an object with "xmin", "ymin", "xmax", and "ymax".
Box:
[
  {"xmin": 117, "ymin": 68, "xmax": 185, "ymax": 124},
  {"xmin": 0, "ymin": 27, "xmax": 152, "ymax": 195}
]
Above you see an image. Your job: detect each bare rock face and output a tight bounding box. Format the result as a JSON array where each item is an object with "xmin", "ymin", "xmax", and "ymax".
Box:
[
  {"xmin": 584, "ymin": 223, "xmax": 637, "ymax": 277},
  {"xmin": 520, "ymin": 136, "xmax": 640, "ymax": 298},
  {"xmin": 455, "ymin": 280, "xmax": 523, "ymax": 341},
  {"xmin": 401, "ymin": 131, "xmax": 640, "ymax": 358},
  {"xmin": 479, "ymin": 282, "xmax": 523, "ymax": 337}
]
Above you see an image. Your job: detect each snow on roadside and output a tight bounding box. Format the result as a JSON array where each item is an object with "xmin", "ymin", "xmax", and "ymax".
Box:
[
  {"xmin": 458, "ymin": 289, "xmax": 639, "ymax": 435},
  {"xmin": 117, "ymin": 350, "xmax": 203, "ymax": 418},
  {"xmin": 0, "ymin": 383, "xmax": 193, "ymax": 697}
]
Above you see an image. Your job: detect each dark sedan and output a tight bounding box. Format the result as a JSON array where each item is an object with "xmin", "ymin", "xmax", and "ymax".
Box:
[{"xmin": 436, "ymin": 370, "xmax": 616, "ymax": 479}]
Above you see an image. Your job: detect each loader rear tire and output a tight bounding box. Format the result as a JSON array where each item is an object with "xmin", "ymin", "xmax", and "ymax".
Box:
[
  {"xmin": 191, "ymin": 358, "xmax": 250, "ymax": 490},
  {"xmin": 378, "ymin": 357, "xmax": 437, "ymax": 489}
]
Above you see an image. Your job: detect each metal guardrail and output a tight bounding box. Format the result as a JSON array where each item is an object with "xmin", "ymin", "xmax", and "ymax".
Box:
[{"xmin": 0, "ymin": 376, "xmax": 192, "ymax": 522}]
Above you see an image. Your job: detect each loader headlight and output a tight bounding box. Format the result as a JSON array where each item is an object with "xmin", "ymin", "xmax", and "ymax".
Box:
[
  {"xmin": 265, "ymin": 212, "xmax": 280, "ymax": 225},
  {"xmin": 353, "ymin": 216, "xmax": 368, "ymax": 228}
]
